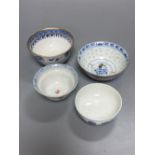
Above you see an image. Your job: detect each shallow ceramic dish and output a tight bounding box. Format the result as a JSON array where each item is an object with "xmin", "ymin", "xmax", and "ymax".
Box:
[
  {"xmin": 27, "ymin": 28, "xmax": 74, "ymax": 65},
  {"xmin": 77, "ymin": 41, "xmax": 128, "ymax": 81},
  {"xmin": 33, "ymin": 64, "xmax": 78, "ymax": 101},
  {"xmin": 75, "ymin": 83, "xmax": 122, "ymax": 125}
]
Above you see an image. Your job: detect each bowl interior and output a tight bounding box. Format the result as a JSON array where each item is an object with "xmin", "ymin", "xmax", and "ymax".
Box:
[
  {"xmin": 78, "ymin": 42, "xmax": 128, "ymax": 77},
  {"xmin": 28, "ymin": 29, "xmax": 73, "ymax": 57},
  {"xmin": 75, "ymin": 83, "xmax": 122, "ymax": 122},
  {"xmin": 34, "ymin": 65, "xmax": 78, "ymax": 98}
]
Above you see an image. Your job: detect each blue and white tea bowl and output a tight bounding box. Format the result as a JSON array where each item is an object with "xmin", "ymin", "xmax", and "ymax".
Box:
[
  {"xmin": 77, "ymin": 41, "xmax": 128, "ymax": 81},
  {"xmin": 33, "ymin": 64, "xmax": 78, "ymax": 101},
  {"xmin": 27, "ymin": 28, "xmax": 74, "ymax": 65}
]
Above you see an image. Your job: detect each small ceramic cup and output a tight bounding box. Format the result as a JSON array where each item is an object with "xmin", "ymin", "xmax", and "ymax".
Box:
[
  {"xmin": 27, "ymin": 28, "xmax": 74, "ymax": 65},
  {"xmin": 77, "ymin": 41, "xmax": 128, "ymax": 81},
  {"xmin": 75, "ymin": 83, "xmax": 122, "ymax": 125},
  {"xmin": 33, "ymin": 64, "xmax": 78, "ymax": 101}
]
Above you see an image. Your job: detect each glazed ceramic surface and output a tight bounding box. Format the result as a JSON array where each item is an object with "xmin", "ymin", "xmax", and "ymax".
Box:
[
  {"xmin": 75, "ymin": 83, "xmax": 122, "ymax": 125},
  {"xmin": 77, "ymin": 41, "xmax": 128, "ymax": 81},
  {"xmin": 27, "ymin": 28, "xmax": 73, "ymax": 65},
  {"xmin": 33, "ymin": 64, "xmax": 78, "ymax": 101}
]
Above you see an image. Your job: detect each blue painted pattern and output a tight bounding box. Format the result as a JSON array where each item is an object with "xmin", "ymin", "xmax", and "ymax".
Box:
[
  {"xmin": 78, "ymin": 41, "xmax": 128, "ymax": 61},
  {"xmin": 95, "ymin": 68, "xmax": 107, "ymax": 75},
  {"xmin": 28, "ymin": 29, "xmax": 73, "ymax": 50}
]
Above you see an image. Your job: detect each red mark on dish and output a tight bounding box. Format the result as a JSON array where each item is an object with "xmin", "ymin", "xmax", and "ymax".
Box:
[{"xmin": 55, "ymin": 89, "xmax": 60, "ymax": 94}]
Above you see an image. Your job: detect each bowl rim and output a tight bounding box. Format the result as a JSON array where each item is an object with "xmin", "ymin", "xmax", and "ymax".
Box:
[
  {"xmin": 33, "ymin": 64, "xmax": 79, "ymax": 98},
  {"xmin": 77, "ymin": 41, "xmax": 129, "ymax": 78},
  {"xmin": 27, "ymin": 27, "xmax": 74, "ymax": 58},
  {"xmin": 75, "ymin": 83, "xmax": 122, "ymax": 123}
]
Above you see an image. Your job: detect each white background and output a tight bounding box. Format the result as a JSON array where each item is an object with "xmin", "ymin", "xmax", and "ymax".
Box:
[
  {"xmin": 0, "ymin": 0, "xmax": 155, "ymax": 154},
  {"xmin": 135, "ymin": 0, "xmax": 155, "ymax": 154}
]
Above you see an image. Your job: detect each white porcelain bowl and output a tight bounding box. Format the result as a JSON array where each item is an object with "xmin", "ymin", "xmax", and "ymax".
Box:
[
  {"xmin": 78, "ymin": 41, "xmax": 128, "ymax": 81},
  {"xmin": 33, "ymin": 64, "xmax": 78, "ymax": 101},
  {"xmin": 75, "ymin": 83, "xmax": 122, "ymax": 125}
]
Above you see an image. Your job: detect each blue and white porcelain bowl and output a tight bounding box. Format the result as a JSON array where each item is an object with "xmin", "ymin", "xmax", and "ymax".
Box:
[
  {"xmin": 27, "ymin": 28, "xmax": 74, "ymax": 65},
  {"xmin": 33, "ymin": 64, "xmax": 78, "ymax": 101},
  {"xmin": 77, "ymin": 41, "xmax": 128, "ymax": 81},
  {"xmin": 75, "ymin": 83, "xmax": 122, "ymax": 125}
]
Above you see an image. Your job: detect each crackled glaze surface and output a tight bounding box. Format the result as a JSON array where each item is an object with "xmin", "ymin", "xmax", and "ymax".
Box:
[
  {"xmin": 75, "ymin": 83, "xmax": 122, "ymax": 125},
  {"xmin": 33, "ymin": 64, "xmax": 78, "ymax": 100},
  {"xmin": 78, "ymin": 41, "xmax": 128, "ymax": 80}
]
